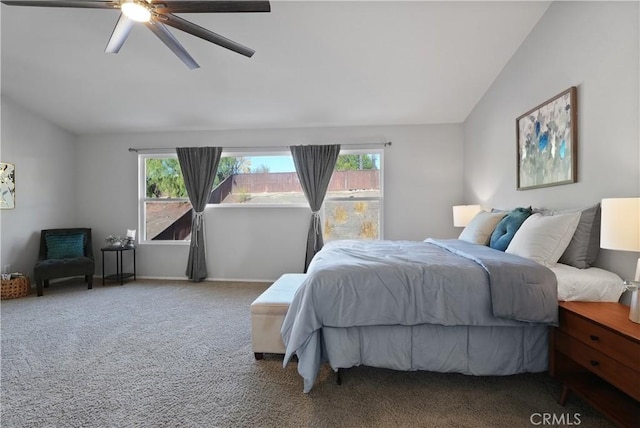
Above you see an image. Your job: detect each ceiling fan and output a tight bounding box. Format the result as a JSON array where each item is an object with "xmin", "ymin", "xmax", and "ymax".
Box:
[{"xmin": 1, "ymin": 0, "xmax": 271, "ymax": 69}]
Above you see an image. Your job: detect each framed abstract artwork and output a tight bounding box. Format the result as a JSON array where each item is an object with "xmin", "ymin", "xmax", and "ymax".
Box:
[
  {"xmin": 516, "ymin": 87, "xmax": 577, "ymax": 190},
  {"xmin": 0, "ymin": 162, "xmax": 16, "ymax": 209}
]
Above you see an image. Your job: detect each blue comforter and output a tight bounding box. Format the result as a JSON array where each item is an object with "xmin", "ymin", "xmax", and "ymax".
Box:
[{"xmin": 281, "ymin": 239, "xmax": 558, "ymax": 392}]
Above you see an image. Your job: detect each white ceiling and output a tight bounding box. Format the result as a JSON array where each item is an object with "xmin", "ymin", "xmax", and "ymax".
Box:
[{"xmin": 1, "ymin": 1, "xmax": 550, "ymax": 135}]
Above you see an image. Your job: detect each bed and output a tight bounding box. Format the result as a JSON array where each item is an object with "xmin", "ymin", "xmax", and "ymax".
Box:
[{"xmin": 281, "ymin": 236, "xmax": 625, "ymax": 393}]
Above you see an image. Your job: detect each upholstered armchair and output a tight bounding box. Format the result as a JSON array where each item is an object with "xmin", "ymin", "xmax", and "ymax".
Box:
[{"xmin": 34, "ymin": 228, "xmax": 95, "ymax": 297}]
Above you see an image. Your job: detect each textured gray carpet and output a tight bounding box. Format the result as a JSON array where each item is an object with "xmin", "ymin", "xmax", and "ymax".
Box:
[{"xmin": 1, "ymin": 279, "xmax": 613, "ymax": 428}]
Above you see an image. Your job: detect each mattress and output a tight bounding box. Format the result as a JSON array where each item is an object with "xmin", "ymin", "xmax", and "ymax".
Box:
[{"xmin": 552, "ymin": 263, "xmax": 625, "ymax": 302}]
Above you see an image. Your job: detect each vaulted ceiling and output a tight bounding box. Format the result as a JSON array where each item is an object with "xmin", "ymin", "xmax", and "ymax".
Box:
[{"xmin": 1, "ymin": 1, "xmax": 550, "ymax": 135}]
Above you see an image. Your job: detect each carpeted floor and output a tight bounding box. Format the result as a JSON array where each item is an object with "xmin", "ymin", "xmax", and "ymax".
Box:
[{"xmin": 1, "ymin": 279, "xmax": 613, "ymax": 428}]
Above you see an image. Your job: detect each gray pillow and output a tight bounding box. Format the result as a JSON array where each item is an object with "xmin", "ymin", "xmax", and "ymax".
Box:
[{"xmin": 558, "ymin": 203, "xmax": 601, "ymax": 269}]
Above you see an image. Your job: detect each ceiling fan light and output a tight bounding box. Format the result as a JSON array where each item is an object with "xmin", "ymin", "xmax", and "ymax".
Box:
[{"xmin": 121, "ymin": 1, "xmax": 151, "ymax": 22}]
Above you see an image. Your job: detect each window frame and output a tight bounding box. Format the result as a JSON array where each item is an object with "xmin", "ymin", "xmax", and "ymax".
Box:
[{"xmin": 138, "ymin": 148, "xmax": 384, "ymax": 244}]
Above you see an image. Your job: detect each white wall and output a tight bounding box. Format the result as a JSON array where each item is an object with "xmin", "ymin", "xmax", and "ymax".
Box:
[
  {"xmin": 76, "ymin": 124, "xmax": 463, "ymax": 281},
  {"xmin": 463, "ymin": 1, "xmax": 640, "ymax": 279},
  {"xmin": 0, "ymin": 97, "xmax": 78, "ymax": 276}
]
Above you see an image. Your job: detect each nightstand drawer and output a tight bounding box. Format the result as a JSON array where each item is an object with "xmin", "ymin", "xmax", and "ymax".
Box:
[
  {"xmin": 559, "ymin": 310, "xmax": 640, "ymax": 371},
  {"xmin": 555, "ymin": 330, "xmax": 640, "ymax": 401}
]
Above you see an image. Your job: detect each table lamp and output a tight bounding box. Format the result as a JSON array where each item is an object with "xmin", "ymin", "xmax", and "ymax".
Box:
[
  {"xmin": 600, "ymin": 197, "xmax": 640, "ymax": 323},
  {"xmin": 452, "ymin": 205, "xmax": 482, "ymax": 227}
]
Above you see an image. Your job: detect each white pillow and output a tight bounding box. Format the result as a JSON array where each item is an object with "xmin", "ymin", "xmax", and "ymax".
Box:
[
  {"xmin": 505, "ymin": 212, "xmax": 580, "ymax": 266},
  {"xmin": 551, "ymin": 263, "xmax": 625, "ymax": 302},
  {"xmin": 458, "ymin": 211, "xmax": 506, "ymax": 245}
]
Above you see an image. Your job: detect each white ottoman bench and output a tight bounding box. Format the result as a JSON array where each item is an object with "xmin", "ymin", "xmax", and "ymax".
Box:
[{"xmin": 251, "ymin": 273, "xmax": 306, "ymax": 360}]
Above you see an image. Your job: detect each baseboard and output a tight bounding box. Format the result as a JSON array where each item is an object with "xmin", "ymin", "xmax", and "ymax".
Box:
[
  {"xmin": 136, "ymin": 276, "xmax": 188, "ymax": 281},
  {"xmin": 207, "ymin": 277, "xmax": 276, "ymax": 283},
  {"xmin": 136, "ymin": 275, "xmax": 276, "ymax": 283}
]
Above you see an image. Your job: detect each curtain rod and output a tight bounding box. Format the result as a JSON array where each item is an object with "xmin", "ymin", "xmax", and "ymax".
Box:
[{"xmin": 128, "ymin": 141, "xmax": 392, "ymax": 153}]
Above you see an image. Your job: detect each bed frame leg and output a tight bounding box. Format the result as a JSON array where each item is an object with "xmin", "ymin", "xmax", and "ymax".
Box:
[
  {"xmin": 558, "ymin": 385, "xmax": 571, "ymax": 406},
  {"xmin": 336, "ymin": 368, "xmax": 343, "ymax": 386}
]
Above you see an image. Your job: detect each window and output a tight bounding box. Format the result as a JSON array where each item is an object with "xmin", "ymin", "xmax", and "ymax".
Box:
[
  {"xmin": 139, "ymin": 149, "xmax": 383, "ymax": 243},
  {"xmin": 140, "ymin": 152, "xmax": 305, "ymax": 242},
  {"xmin": 323, "ymin": 151, "xmax": 383, "ymax": 241},
  {"xmin": 212, "ymin": 154, "xmax": 306, "ymax": 205},
  {"xmin": 141, "ymin": 155, "xmax": 192, "ymax": 242}
]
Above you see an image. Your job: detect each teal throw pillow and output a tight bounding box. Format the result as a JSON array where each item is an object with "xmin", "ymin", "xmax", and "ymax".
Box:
[
  {"xmin": 46, "ymin": 233, "xmax": 85, "ymax": 260},
  {"xmin": 489, "ymin": 207, "xmax": 532, "ymax": 251}
]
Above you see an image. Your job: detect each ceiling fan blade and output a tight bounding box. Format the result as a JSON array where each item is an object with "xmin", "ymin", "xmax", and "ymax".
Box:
[
  {"xmin": 152, "ymin": 1, "xmax": 270, "ymax": 14},
  {"xmin": 159, "ymin": 13, "xmax": 255, "ymax": 58},
  {"xmin": 0, "ymin": 1, "xmax": 116, "ymax": 9},
  {"xmin": 105, "ymin": 13, "xmax": 134, "ymax": 53},
  {"xmin": 144, "ymin": 21, "xmax": 199, "ymax": 69}
]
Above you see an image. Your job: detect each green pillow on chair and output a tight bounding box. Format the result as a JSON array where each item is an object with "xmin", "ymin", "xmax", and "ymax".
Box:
[{"xmin": 46, "ymin": 233, "xmax": 85, "ymax": 259}]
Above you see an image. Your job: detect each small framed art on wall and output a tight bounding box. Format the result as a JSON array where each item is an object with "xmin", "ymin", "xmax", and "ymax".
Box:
[{"xmin": 0, "ymin": 162, "xmax": 15, "ymax": 209}]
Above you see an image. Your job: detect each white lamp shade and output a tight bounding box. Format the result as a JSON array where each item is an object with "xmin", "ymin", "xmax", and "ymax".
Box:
[
  {"xmin": 601, "ymin": 198, "xmax": 640, "ymax": 252},
  {"xmin": 452, "ymin": 205, "xmax": 482, "ymax": 227}
]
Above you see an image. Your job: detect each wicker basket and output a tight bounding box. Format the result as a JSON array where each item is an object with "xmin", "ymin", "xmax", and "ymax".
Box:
[{"xmin": 1, "ymin": 276, "xmax": 30, "ymax": 300}]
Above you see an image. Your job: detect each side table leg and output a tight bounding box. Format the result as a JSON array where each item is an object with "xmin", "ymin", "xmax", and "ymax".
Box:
[
  {"xmin": 119, "ymin": 250, "xmax": 124, "ymax": 286},
  {"xmin": 102, "ymin": 250, "xmax": 105, "ymax": 285}
]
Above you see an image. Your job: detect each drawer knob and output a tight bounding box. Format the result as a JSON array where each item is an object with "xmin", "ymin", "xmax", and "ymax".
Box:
[
  {"xmin": 590, "ymin": 360, "xmax": 600, "ymax": 367},
  {"xmin": 589, "ymin": 335, "xmax": 599, "ymax": 341}
]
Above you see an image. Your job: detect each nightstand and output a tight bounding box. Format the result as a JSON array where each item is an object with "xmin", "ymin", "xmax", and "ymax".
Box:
[{"xmin": 550, "ymin": 301, "xmax": 640, "ymax": 428}]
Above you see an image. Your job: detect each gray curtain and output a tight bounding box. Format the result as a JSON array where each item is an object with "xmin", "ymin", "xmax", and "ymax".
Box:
[
  {"xmin": 290, "ymin": 144, "xmax": 341, "ymax": 272},
  {"xmin": 176, "ymin": 147, "xmax": 222, "ymax": 281}
]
